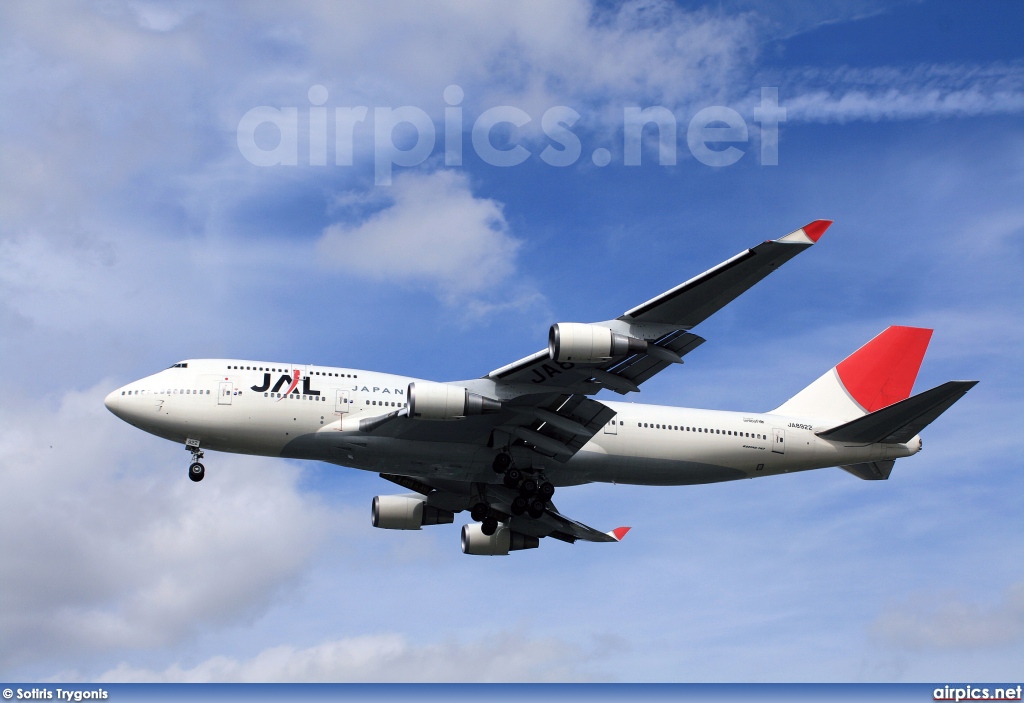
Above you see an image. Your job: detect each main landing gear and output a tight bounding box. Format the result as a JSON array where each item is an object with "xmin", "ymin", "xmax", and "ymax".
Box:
[
  {"xmin": 467, "ymin": 452, "xmax": 556, "ymax": 535},
  {"xmin": 469, "ymin": 502, "xmax": 501, "ymax": 535},
  {"xmin": 186, "ymin": 438, "xmax": 205, "ymax": 482},
  {"xmin": 490, "ymin": 451, "xmax": 554, "ymax": 519}
]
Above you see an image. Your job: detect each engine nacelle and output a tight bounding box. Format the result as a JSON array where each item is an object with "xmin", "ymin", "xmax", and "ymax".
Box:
[
  {"xmin": 460, "ymin": 523, "xmax": 540, "ymax": 555},
  {"xmin": 548, "ymin": 323, "xmax": 647, "ymax": 363},
  {"xmin": 371, "ymin": 494, "xmax": 454, "ymax": 530},
  {"xmin": 407, "ymin": 381, "xmax": 501, "ymax": 420}
]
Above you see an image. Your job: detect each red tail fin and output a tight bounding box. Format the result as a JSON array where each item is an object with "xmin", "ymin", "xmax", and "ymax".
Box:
[{"xmin": 835, "ymin": 326, "xmax": 932, "ymax": 412}]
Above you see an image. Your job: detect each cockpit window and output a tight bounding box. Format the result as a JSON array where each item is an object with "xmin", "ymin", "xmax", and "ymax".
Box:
[{"xmin": 167, "ymin": 362, "xmax": 188, "ymax": 369}]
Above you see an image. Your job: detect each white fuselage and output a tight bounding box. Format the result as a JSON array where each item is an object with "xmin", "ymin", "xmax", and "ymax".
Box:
[{"xmin": 104, "ymin": 359, "xmax": 920, "ymax": 487}]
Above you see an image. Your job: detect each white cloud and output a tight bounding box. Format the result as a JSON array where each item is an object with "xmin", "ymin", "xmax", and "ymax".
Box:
[
  {"xmin": 781, "ymin": 62, "xmax": 1024, "ymax": 122},
  {"xmin": 92, "ymin": 631, "xmax": 609, "ymax": 682},
  {"xmin": 317, "ymin": 171, "xmax": 528, "ymax": 304},
  {"xmin": 0, "ymin": 384, "xmax": 332, "ymax": 672},
  {"xmin": 871, "ymin": 582, "xmax": 1024, "ymax": 650}
]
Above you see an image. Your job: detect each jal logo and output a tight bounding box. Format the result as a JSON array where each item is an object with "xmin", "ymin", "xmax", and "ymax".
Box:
[{"xmin": 251, "ymin": 370, "xmax": 321, "ymax": 399}]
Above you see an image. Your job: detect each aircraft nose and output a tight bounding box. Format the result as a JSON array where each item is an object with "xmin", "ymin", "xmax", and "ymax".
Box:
[{"xmin": 104, "ymin": 389, "xmax": 120, "ymax": 415}]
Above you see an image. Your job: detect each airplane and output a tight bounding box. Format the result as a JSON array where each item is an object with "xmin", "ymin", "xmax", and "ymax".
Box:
[{"xmin": 104, "ymin": 220, "xmax": 977, "ymax": 555}]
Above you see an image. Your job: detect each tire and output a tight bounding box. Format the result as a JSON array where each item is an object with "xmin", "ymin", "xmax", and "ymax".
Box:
[
  {"xmin": 538, "ymin": 482, "xmax": 555, "ymax": 499},
  {"xmin": 506, "ymin": 468, "xmax": 522, "ymax": 483},
  {"xmin": 510, "ymin": 496, "xmax": 528, "ymax": 516},
  {"xmin": 188, "ymin": 462, "xmax": 205, "ymax": 482},
  {"xmin": 503, "ymin": 473, "xmax": 519, "ymax": 489},
  {"xmin": 527, "ymin": 500, "xmax": 545, "ymax": 519},
  {"xmin": 470, "ymin": 502, "xmax": 489, "ymax": 522},
  {"xmin": 492, "ymin": 453, "xmax": 512, "ymax": 473},
  {"xmin": 481, "ymin": 517, "xmax": 498, "ymax": 536},
  {"xmin": 519, "ymin": 478, "xmax": 537, "ymax": 496}
]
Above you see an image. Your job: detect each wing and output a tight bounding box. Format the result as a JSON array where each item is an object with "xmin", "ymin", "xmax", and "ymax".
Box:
[
  {"xmin": 621, "ymin": 219, "xmax": 832, "ymax": 327},
  {"xmin": 486, "ymin": 220, "xmax": 831, "ymax": 395}
]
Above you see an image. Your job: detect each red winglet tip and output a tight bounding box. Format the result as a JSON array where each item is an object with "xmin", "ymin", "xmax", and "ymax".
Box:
[
  {"xmin": 611, "ymin": 527, "xmax": 631, "ymax": 541},
  {"xmin": 802, "ymin": 219, "xmax": 833, "ymax": 242}
]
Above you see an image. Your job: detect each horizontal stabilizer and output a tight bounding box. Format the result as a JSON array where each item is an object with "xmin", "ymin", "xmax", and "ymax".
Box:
[
  {"xmin": 840, "ymin": 460, "xmax": 895, "ymax": 481},
  {"xmin": 818, "ymin": 380, "xmax": 978, "ymax": 444}
]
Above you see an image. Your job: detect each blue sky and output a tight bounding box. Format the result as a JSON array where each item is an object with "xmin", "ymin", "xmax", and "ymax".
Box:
[{"xmin": 1, "ymin": 0, "xmax": 1022, "ymax": 682}]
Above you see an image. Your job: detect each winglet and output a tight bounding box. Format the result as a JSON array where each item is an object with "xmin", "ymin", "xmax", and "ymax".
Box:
[
  {"xmin": 802, "ymin": 220, "xmax": 833, "ymax": 242},
  {"xmin": 777, "ymin": 219, "xmax": 833, "ymax": 244},
  {"xmin": 607, "ymin": 527, "xmax": 631, "ymax": 541}
]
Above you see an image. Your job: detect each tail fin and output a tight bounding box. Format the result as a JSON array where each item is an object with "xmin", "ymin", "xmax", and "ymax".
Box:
[{"xmin": 772, "ymin": 326, "xmax": 933, "ymax": 424}]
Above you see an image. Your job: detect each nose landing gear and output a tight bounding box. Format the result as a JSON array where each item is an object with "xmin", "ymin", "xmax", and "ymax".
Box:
[{"xmin": 186, "ymin": 438, "xmax": 205, "ymax": 482}]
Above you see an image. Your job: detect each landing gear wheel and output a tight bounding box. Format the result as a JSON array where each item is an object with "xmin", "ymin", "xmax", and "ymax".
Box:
[
  {"xmin": 470, "ymin": 502, "xmax": 489, "ymax": 522},
  {"xmin": 519, "ymin": 478, "xmax": 538, "ymax": 497},
  {"xmin": 538, "ymin": 482, "xmax": 555, "ymax": 500},
  {"xmin": 186, "ymin": 439, "xmax": 205, "ymax": 482},
  {"xmin": 510, "ymin": 496, "xmax": 528, "ymax": 516},
  {"xmin": 481, "ymin": 516, "xmax": 499, "ymax": 536},
  {"xmin": 506, "ymin": 467, "xmax": 522, "ymax": 483},
  {"xmin": 492, "ymin": 452, "xmax": 512, "ymax": 473},
  {"xmin": 527, "ymin": 500, "xmax": 546, "ymax": 519},
  {"xmin": 503, "ymin": 473, "xmax": 519, "ymax": 489}
]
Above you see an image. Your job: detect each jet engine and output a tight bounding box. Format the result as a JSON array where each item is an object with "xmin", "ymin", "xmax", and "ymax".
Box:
[
  {"xmin": 460, "ymin": 523, "xmax": 540, "ymax": 555},
  {"xmin": 548, "ymin": 323, "xmax": 647, "ymax": 363},
  {"xmin": 371, "ymin": 494, "xmax": 454, "ymax": 530},
  {"xmin": 407, "ymin": 381, "xmax": 501, "ymax": 420}
]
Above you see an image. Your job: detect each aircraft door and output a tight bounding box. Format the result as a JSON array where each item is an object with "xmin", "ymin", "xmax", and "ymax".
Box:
[
  {"xmin": 335, "ymin": 389, "xmax": 351, "ymax": 414},
  {"xmin": 772, "ymin": 428, "xmax": 785, "ymax": 454},
  {"xmin": 604, "ymin": 418, "xmax": 618, "ymax": 435},
  {"xmin": 218, "ymin": 381, "xmax": 233, "ymax": 405}
]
